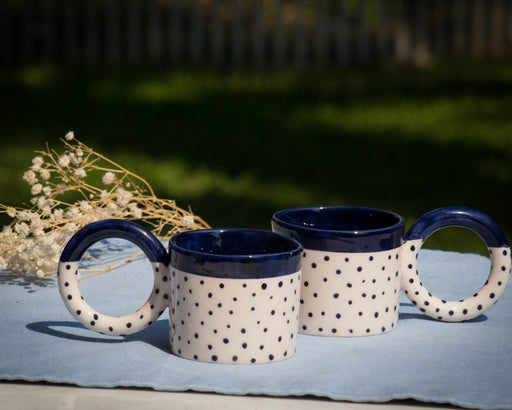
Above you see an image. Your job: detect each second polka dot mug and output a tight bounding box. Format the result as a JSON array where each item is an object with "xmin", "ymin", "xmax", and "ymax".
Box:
[
  {"xmin": 272, "ymin": 206, "xmax": 511, "ymax": 337},
  {"xmin": 58, "ymin": 220, "xmax": 302, "ymax": 364}
]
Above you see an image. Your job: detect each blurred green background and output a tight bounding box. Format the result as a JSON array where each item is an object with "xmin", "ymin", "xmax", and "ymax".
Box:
[{"xmin": 0, "ymin": 62, "xmax": 511, "ymax": 255}]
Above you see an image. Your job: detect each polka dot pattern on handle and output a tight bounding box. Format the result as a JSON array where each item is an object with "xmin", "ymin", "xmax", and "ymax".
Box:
[
  {"xmin": 401, "ymin": 240, "xmax": 511, "ymax": 322},
  {"xmin": 58, "ymin": 260, "xmax": 170, "ymax": 335},
  {"xmin": 57, "ymin": 219, "xmax": 170, "ymax": 336},
  {"xmin": 401, "ymin": 207, "xmax": 511, "ymax": 322}
]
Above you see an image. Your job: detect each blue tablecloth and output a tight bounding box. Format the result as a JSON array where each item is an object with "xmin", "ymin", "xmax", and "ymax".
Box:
[{"xmin": 1, "ymin": 245, "xmax": 511, "ymax": 409}]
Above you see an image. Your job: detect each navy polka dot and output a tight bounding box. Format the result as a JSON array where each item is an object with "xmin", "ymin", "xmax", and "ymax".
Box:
[{"xmin": 169, "ymin": 270, "xmax": 299, "ymax": 364}]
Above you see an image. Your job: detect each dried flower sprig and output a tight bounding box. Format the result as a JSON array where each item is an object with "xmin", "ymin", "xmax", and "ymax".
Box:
[{"xmin": 0, "ymin": 132, "xmax": 210, "ymax": 279}]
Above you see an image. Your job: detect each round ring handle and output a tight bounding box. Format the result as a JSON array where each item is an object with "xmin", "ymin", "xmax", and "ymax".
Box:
[
  {"xmin": 401, "ymin": 207, "xmax": 511, "ymax": 322},
  {"xmin": 58, "ymin": 219, "xmax": 169, "ymax": 335}
]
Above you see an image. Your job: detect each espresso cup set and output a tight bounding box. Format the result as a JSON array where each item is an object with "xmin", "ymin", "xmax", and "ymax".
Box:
[{"xmin": 58, "ymin": 206, "xmax": 511, "ymax": 364}]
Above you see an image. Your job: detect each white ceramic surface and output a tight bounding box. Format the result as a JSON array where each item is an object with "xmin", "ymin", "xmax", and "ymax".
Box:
[
  {"xmin": 299, "ymin": 248, "xmax": 401, "ymax": 337},
  {"xmin": 170, "ymin": 269, "xmax": 301, "ymax": 364}
]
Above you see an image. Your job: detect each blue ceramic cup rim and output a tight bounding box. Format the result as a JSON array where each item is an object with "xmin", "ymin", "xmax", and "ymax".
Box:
[
  {"xmin": 272, "ymin": 206, "xmax": 405, "ymax": 253},
  {"xmin": 169, "ymin": 228, "xmax": 303, "ymax": 279}
]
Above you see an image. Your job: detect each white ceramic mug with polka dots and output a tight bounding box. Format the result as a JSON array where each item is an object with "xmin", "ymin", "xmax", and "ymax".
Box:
[
  {"xmin": 272, "ymin": 206, "xmax": 511, "ymax": 337},
  {"xmin": 58, "ymin": 220, "xmax": 303, "ymax": 364}
]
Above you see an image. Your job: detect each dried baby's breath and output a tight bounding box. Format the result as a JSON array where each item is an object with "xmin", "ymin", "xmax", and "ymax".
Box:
[{"xmin": 0, "ymin": 132, "xmax": 210, "ymax": 280}]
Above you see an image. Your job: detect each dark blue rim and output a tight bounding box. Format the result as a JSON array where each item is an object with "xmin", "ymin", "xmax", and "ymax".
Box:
[
  {"xmin": 59, "ymin": 219, "xmax": 168, "ymax": 264},
  {"xmin": 169, "ymin": 229, "xmax": 303, "ymax": 279},
  {"xmin": 272, "ymin": 206, "xmax": 405, "ymax": 253},
  {"xmin": 405, "ymin": 206, "xmax": 509, "ymax": 247}
]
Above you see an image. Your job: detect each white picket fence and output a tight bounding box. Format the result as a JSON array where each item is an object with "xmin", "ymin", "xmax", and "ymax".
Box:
[{"xmin": 1, "ymin": 0, "xmax": 511, "ymax": 67}]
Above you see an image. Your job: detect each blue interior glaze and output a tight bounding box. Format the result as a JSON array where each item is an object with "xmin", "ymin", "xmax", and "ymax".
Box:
[
  {"xmin": 59, "ymin": 219, "xmax": 168, "ymax": 264},
  {"xmin": 405, "ymin": 206, "xmax": 509, "ymax": 247},
  {"xmin": 272, "ymin": 206, "xmax": 405, "ymax": 253},
  {"xmin": 169, "ymin": 229, "xmax": 303, "ymax": 279}
]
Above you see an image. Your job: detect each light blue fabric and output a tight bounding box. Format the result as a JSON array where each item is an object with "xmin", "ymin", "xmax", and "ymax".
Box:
[{"xmin": 0, "ymin": 247, "xmax": 511, "ymax": 409}]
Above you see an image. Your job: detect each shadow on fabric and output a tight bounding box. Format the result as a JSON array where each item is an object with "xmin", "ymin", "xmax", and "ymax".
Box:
[{"xmin": 26, "ymin": 319, "xmax": 170, "ymax": 353}]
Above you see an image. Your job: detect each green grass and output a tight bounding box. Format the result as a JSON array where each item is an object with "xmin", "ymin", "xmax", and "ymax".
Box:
[{"xmin": 0, "ymin": 63, "xmax": 511, "ymax": 255}]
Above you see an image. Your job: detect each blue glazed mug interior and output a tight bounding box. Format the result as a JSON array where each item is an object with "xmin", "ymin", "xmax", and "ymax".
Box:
[
  {"xmin": 272, "ymin": 206, "xmax": 405, "ymax": 253},
  {"xmin": 169, "ymin": 229, "xmax": 303, "ymax": 279},
  {"xmin": 273, "ymin": 206, "xmax": 403, "ymax": 231}
]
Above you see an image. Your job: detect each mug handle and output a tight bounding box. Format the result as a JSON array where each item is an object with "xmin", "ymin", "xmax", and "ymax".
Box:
[
  {"xmin": 58, "ymin": 219, "xmax": 169, "ymax": 335},
  {"xmin": 401, "ymin": 207, "xmax": 511, "ymax": 322}
]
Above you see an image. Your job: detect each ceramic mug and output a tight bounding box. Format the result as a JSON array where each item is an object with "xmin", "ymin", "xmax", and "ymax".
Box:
[
  {"xmin": 272, "ymin": 206, "xmax": 511, "ymax": 337},
  {"xmin": 58, "ymin": 220, "xmax": 303, "ymax": 364}
]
